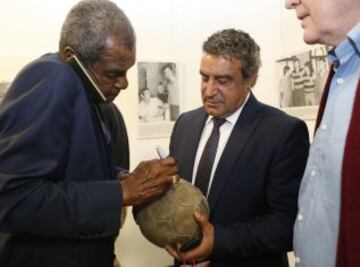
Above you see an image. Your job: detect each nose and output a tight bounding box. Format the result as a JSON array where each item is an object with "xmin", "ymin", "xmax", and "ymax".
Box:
[
  {"xmin": 114, "ymin": 76, "xmax": 129, "ymax": 90},
  {"xmin": 285, "ymin": 0, "xmax": 300, "ymax": 9},
  {"xmin": 203, "ymin": 79, "xmax": 217, "ymax": 97}
]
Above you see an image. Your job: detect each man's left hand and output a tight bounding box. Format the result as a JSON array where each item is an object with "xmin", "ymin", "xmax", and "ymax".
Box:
[{"xmin": 165, "ymin": 211, "xmax": 214, "ymax": 263}]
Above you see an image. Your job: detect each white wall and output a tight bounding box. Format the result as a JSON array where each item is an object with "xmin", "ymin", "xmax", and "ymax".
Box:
[{"xmin": 0, "ymin": 1, "xmax": 313, "ymax": 266}]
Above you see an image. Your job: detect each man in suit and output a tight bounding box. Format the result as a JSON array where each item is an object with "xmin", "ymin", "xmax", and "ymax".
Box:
[
  {"xmin": 165, "ymin": 29, "xmax": 309, "ymax": 267},
  {"xmin": 0, "ymin": 1, "xmax": 177, "ymax": 267},
  {"xmin": 285, "ymin": 0, "xmax": 360, "ymax": 266}
]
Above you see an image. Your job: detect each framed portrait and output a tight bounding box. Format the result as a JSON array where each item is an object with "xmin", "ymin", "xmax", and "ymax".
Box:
[
  {"xmin": 137, "ymin": 61, "xmax": 181, "ymax": 139},
  {"xmin": 276, "ymin": 45, "xmax": 330, "ymax": 120}
]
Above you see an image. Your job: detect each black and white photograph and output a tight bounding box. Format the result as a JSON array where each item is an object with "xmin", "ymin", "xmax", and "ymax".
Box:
[
  {"xmin": 0, "ymin": 81, "xmax": 10, "ymax": 104},
  {"xmin": 277, "ymin": 45, "xmax": 330, "ymax": 119},
  {"xmin": 137, "ymin": 61, "xmax": 180, "ymax": 139}
]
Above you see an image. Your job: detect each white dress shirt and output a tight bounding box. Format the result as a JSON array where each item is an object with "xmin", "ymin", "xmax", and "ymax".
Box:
[{"xmin": 191, "ymin": 93, "xmax": 250, "ymax": 196}]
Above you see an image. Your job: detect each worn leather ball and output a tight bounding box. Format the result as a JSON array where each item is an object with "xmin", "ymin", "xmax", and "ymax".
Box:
[{"xmin": 134, "ymin": 178, "xmax": 209, "ymax": 248}]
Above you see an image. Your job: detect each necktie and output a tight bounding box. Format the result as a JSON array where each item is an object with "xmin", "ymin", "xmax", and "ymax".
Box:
[{"xmin": 195, "ymin": 118, "xmax": 226, "ymax": 197}]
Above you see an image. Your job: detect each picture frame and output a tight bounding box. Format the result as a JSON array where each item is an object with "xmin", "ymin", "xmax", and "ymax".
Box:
[
  {"xmin": 137, "ymin": 61, "xmax": 181, "ymax": 139},
  {"xmin": 276, "ymin": 45, "xmax": 330, "ymax": 120}
]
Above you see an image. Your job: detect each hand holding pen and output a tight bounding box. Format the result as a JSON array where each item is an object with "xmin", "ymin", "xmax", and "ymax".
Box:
[{"xmin": 119, "ymin": 148, "xmax": 178, "ymax": 206}]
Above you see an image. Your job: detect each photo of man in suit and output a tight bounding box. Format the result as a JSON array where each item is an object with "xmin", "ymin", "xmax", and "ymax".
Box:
[{"xmin": 165, "ymin": 29, "xmax": 310, "ymax": 267}]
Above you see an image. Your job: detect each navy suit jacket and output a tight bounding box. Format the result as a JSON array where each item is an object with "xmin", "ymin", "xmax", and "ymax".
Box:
[
  {"xmin": 100, "ymin": 103, "xmax": 130, "ymax": 170},
  {"xmin": 0, "ymin": 53, "xmax": 123, "ymax": 267},
  {"xmin": 169, "ymin": 94, "xmax": 309, "ymax": 267}
]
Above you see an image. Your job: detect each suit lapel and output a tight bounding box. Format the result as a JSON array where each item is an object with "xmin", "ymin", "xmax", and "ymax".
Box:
[
  {"xmin": 207, "ymin": 94, "xmax": 263, "ymax": 210},
  {"xmin": 181, "ymin": 109, "xmax": 208, "ymax": 182}
]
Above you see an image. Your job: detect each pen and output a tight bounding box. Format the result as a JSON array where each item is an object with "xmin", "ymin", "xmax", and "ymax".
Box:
[
  {"xmin": 155, "ymin": 146, "xmax": 179, "ymax": 183},
  {"xmin": 155, "ymin": 145, "xmax": 167, "ymax": 159}
]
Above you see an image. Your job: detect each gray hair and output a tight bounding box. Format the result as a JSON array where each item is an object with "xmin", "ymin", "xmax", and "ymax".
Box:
[
  {"xmin": 59, "ymin": 0, "xmax": 135, "ymax": 66},
  {"xmin": 202, "ymin": 29, "xmax": 261, "ymax": 80}
]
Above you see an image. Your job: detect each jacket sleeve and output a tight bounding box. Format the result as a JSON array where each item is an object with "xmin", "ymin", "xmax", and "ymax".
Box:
[
  {"xmin": 211, "ymin": 118, "xmax": 309, "ymax": 259},
  {"xmin": 0, "ymin": 59, "xmax": 122, "ymax": 239}
]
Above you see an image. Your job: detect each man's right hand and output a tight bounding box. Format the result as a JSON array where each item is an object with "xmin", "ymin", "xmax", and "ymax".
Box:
[{"xmin": 120, "ymin": 157, "xmax": 178, "ymax": 206}]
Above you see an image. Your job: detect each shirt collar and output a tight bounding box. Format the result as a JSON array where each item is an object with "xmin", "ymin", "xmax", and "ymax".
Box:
[
  {"xmin": 206, "ymin": 92, "xmax": 250, "ymax": 126},
  {"xmin": 348, "ymin": 21, "xmax": 360, "ymax": 57},
  {"xmin": 328, "ymin": 22, "xmax": 360, "ymax": 67}
]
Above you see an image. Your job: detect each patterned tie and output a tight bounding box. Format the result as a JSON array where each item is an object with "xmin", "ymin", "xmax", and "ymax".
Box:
[{"xmin": 195, "ymin": 118, "xmax": 226, "ymax": 197}]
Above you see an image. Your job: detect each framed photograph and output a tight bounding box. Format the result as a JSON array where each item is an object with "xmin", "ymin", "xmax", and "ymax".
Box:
[
  {"xmin": 137, "ymin": 61, "xmax": 180, "ymax": 139},
  {"xmin": 276, "ymin": 45, "xmax": 330, "ymax": 120}
]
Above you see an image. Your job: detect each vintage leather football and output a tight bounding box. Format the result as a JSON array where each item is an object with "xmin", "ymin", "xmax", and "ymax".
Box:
[{"xmin": 134, "ymin": 178, "xmax": 209, "ymax": 248}]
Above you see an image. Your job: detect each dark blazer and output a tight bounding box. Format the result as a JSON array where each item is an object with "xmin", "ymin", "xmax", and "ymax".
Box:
[
  {"xmin": 0, "ymin": 53, "xmax": 123, "ymax": 267},
  {"xmin": 100, "ymin": 103, "xmax": 130, "ymax": 170},
  {"xmin": 170, "ymin": 94, "xmax": 309, "ymax": 267}
]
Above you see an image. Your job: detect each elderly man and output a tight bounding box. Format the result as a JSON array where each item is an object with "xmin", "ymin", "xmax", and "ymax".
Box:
[
  {"xmin": 0, "ymin": 1, "xmax": 177, "ymax": 267},
  {"xmin": 285, "ymin": 0, "xmax": 360, "ymax": 267},
  {"xmin": 166, "ymin": 29, "xmax": 309, "ymax": 267}
]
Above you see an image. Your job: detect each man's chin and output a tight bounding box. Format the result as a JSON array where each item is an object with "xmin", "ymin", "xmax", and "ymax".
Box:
[
  {"xmin": 303, "ymin": 31, "xmax": 321, "ymax": 45},
  {"xmin": 205, "ymin": 107, "xmax": 222, "ymax": 117},
  {"xmin": 106, "ymin": 93, "xmax": 119, "ymax": 103}
]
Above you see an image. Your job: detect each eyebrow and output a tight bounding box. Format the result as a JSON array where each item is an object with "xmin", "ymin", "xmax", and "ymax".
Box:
[
  {"xmin": 199, "ymin": 70, "xmax": 207, "ymax": 77},
  {"xmin": 105, "ymin": 69, "xmax": 126, "ymax": 76},
  {"xmin": 199, "ymin": 71, "xmax": 232, "ymax": 80}
]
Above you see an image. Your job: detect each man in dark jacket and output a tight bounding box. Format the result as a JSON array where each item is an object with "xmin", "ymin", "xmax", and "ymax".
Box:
[
  {"xmin": 0, "ymin": 1, "xmax": 177, "ymax": 267},
  {"xmin": 166, "ymin": 29, "xmax": 309, "ymax": 267}
]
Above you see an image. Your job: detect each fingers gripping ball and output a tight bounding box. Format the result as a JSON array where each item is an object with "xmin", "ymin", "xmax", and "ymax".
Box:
[{"xmin": 134, "ymin": 178, "xmax": 209, "ymax": 248}]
